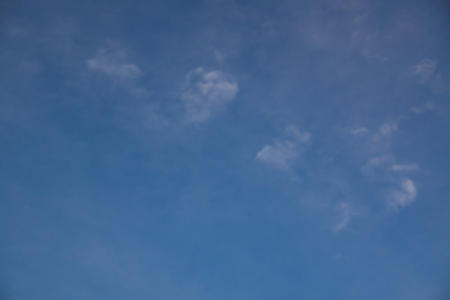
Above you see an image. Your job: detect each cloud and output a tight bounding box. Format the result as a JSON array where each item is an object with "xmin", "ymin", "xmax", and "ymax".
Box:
[
  {"xmin": 409, "ymin": 58, "xmax": 437, "ymax": 82},
  {"xmin": 181, "ymin": 67, "xmax": 238, "ymax": 123},
  {"xmin": 410, "ymin": 101, "xmax": 434, "ymax": 114},
  {"xmin": 388, "ymin": 178, "xmax": 417, "ymax": 210},
  {"xmin": 333, "ymin": 202, "xmax": 354, "ymax": 232},
  {"xmin": 378, "ymin": 123, "xmax": 397, "ymax": 136},
  {"xmin": 361, "ymin": 154, "xmax": 420, "ymax": 210},
  {"xmin": 351, "ymin": 127, "xmax": 369, "ymax": 136},
  {"xmin": 255, "ymin": 126, "xmax": 311, "ymax": 170},
  {"xmin": 391, "ymin": 163, "xmax": 419, "ymax": 172},
  {"xmin": 255, "ymin": 141, "xmax": 297, "ymax": 170},
  {"xmin": 87, "ymin": 45, "xmax": 142, "ymax": 80},
  {"xmin": 362, "ymin": 155, "xmax": 394, "ymax": 172},
  {"xmin": 372, "ymin": 122, "xmax": 397, "ymax": 142},
  {"xmin": 409, "ymin": 59, "xmax": 450, "ymax": 94},
  {"xmin": 285, "ymin": 125, "xmax": 311, "ymax": 143}
]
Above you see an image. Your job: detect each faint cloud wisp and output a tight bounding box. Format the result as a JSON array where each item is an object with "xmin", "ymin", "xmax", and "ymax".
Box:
[
  {"xmin": 255, "ymin": 126, "xmax": 311, "ymax": 170},
  {"xmin": 333, "ymin": 202, "xmax": 357, "ymax": 232},
  {"xmin": 87, "ymin": 44, "xmax": 142, "ymax": 80},
  {"xmin": 181, "ymin": 67, "xmax": 238, "ymax": 124}
]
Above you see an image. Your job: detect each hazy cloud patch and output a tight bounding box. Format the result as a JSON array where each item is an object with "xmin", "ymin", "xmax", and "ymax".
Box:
[
  {"xmin": 388, "ymin": 178, "xmax": 417, "ymax": 210},
  {"xmin": 181, "ymin": 67, "xmax": 238, "ymax": 123},
  {"xmin": 372, "ymin": 122, "xmax": 398, "ymax": 142},
  {"xmin": 333, "ymin": 202, "xmax": 357, "ymax": 232},
  {"xmin": 256, "ymin": 126, "xmax": 311, "ymax": 170},
  {"xmin": 410, "ymin": 59, "xmax": 437, "ymax": 82},
  {"xmin": 351, "ymin": 127, "xmax": 369, "ymax": 136},
  {"xmin": 391, "ymin": 163, "xmax": 420, "ymax": 172},
  {"xmin": 411, "ymin": 101, "xmax": 434, "ymax": 114},
  {"xmin": 87, "ymin": 45, "xmax": 142, "ymax": 80},
  {"xmin": 409, "ymin": 59, "xmax": 449, "ymax": 93}
]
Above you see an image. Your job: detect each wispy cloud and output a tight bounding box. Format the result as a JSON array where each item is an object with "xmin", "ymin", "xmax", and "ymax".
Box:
[
  {"xmin": 409, "ymin": 58, "xmax": 437, "ymax": 82},
  {"xmin": 388, "ymin": 178, "xmax": 417, "ymax": 210},
  {"xmin": 351, "ymin": 127, "xmax": 369, "ymax": 136},
  {"xmin": 86, "ymin": 43, "xmax": 167, "ymax": 131},
  {"xmin": 255, "ymin": 126, "xmax": 311, "ymax": 170},
  {"xmin": 372, "ymin": 122, "xmax": 397, "ymax": 142},
  {"xmin": 285, "ymin": 125, "xmax": 312, "ymax": 143},
  {"xmin": 181, "ymin": 67, "xmax": 238, "ymax": 123},
  {"xmin": 409, "ymin": 59, "xmax": 449, "ymax": 93},
  {"xmin": 362, "ymin": 156, "xmax": 420, "ymax": 211},
  {"xmin": 410, "ymin": 101, "xmax": 434, "ymax": 114},
  {"xmin": 362, "ymin": 155, "xmax": 394, "ymax": 171},
  {"xmin": 87, "ymin": 45, "xmax": 142, "ymax": 80},
  {"xmin": 297, "ymin": 1, "xmax": 389, "ymax": 62},
  {"xmin": 255, "ymin": 141, "xmax": 297, "ymax": 170},
  {"xmin": 362, "ymin": 154, "xmax": 419, "ymax": 210},
  {"xmin": 361, "ymin": 154, "xmax": 396, "ymax": 181},
  {"xmin": 391, "ymin": 163, "xmax": 420, "ymax": 172},
  {"xmin": 333, "ymin": 202, "xmax": 355, "ymax": 232},
  {"xmin": 355, "ymin": 119, "xmax": 420, "ymax": 212}
]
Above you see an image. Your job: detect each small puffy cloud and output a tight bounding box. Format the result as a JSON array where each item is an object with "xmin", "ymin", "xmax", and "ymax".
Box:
[
  {"xmin": 388, "ymin": 178, "xmax": 417, "ymax": 210},
  {"xmin": 351, "ymin": 127, "xmax": 369, "ymax": 136},
  {"xmin": 410, "ymin": 58, "xmax": 437, "ymax": 82},
  {"xmin": 333, "ymin": 202, "xmax": 354, "ymax": 232},
  {"xmin": 391, "ymin": 163, "xmax": 419, "ymax": 172},
  {"xmin": 181, "ymin": 67, "xmax": 238, "ymax": 123},
  {"xmin": 87, "ymin": 45, "xmax": 142, "ymax": 80},
  {"xmin": 255, "ymin": 141, "xmax": 297, "ymax": 170},
  {"xmin": 255, "ymin": 126, "xmax": 311, "ymax": 170}
]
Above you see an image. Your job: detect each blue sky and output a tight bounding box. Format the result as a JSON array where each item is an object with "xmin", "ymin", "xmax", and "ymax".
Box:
[{"xmin": 1, "ymin": 0, "xmax": 450, "ymax": 299}]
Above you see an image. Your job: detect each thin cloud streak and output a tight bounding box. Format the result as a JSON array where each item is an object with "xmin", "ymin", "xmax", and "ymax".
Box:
[
  {"xmin": 333, "ymin": 202, "xmax": 355, "ymax": 232},
  {"xmin": 391, "ymin": 163, "xmax": 420, "ymax": 172}
]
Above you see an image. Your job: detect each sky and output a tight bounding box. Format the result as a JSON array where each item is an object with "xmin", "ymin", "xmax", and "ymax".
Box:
[{"xmin": 1, "ymin": 0, "xmax": 450, "ymax": 299}]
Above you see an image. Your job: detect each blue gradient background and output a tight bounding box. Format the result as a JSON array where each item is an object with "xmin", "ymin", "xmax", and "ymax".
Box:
[{"xmin": 1, "ymin": 0, "xmax": 450, "ymax": 299}]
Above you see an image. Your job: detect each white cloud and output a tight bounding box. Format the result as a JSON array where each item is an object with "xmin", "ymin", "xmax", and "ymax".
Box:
[
  {"xmin": 351, "ymin": 127, "xmax": 369, "ymax": 136},
  {"xmin": 362, "ymin": 155, "xmax": 394, "ymax": 171},
  {"xmin": 409, "ymin": 59, "xmax": 450, "ymax": 94},
  {"xmin": 333, "ymin": 202, "xmax": 354, "ymax": 232},
  {"xmin": 363, "ymin": 155, "xmax": 419, "ymax": 174},
  {"xmin": 87, "ymin": 46, "xmax": 142, "ymax": 80},
  {"xmin": 410, "ymin": 101, "xmax": 434, "ymax": 114},
  {"xmin": 372, "ymin": 122, "xmax": 397, "ymax": 142},
  {"xmin": 410, "ymin": 58, "xmax": 437, "ymax": 82},
  {"xmin": 255, "ymin": 141, "xmax": 297, "ymax": 170},
  {"xmin": 361, "ymin": 154, "xmax": 420, "ymax": 210},
  {"xmin": 379, "ymin": 123, "xmax": 397, "ymax": 136},
  {"xmin": 388, "ymin": 178, "xmax": 417, "ymax": 210},
  {"xmin": 285, "ymin": 125, "xmax": 311, "ymax": 143},
  {"xmin": 255, "ymin": 126, "xmax": 311, "ymax": 170},
  {"xmin": 391, "ymin": 163, "xmax": 419, "ymax": 172},
  {"xmin": 181, "ymin": 67, "xmax": 238, "ymax": 123}
]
